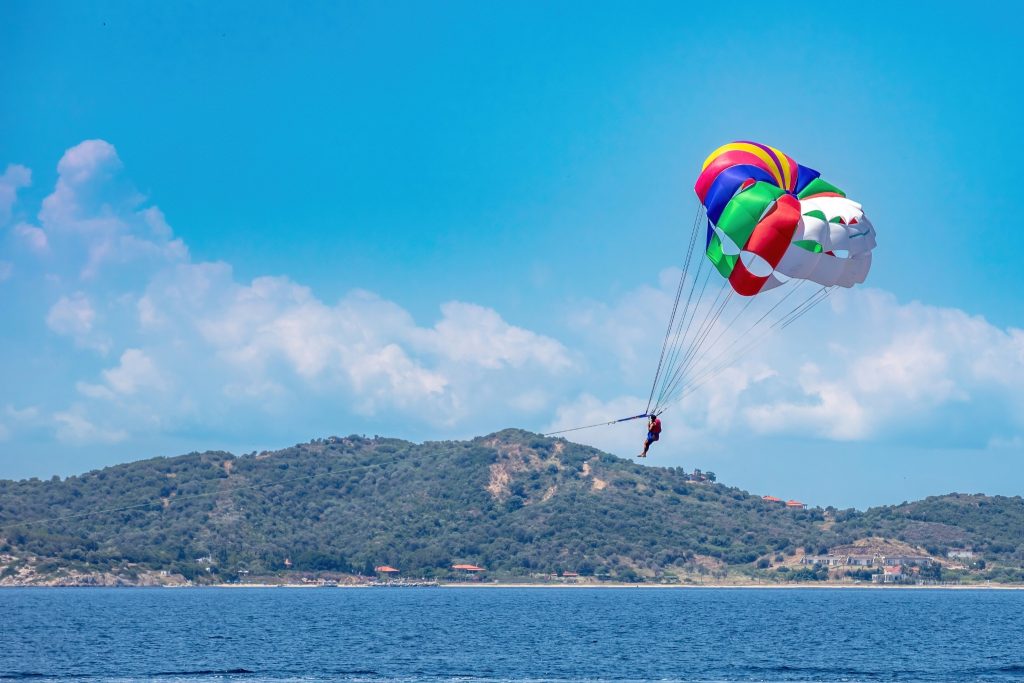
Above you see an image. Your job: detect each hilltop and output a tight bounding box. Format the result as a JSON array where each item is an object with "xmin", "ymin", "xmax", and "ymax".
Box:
[{"xmin": 0, "ymin": 430, "xmax": 1021, "ymax": 585}]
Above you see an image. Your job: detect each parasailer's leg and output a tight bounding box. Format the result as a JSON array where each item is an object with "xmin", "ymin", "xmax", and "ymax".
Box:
[{"xmin": 639, "ymin": 432, "xmax": 658, "ymax": 458}]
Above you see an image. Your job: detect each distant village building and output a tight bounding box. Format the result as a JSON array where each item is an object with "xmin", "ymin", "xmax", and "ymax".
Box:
[
  {"xmin": 947, "ymin": 550, "xmax": 975, "ymax": 560},
  {"xmin": 805, "ymin": 544, "xmax": 940, "ymax": 575},
  {"xmin": 375, "ymin": 565, "xmax": 400, "ymax": 574},
  {"xmin": 762, "ymin": 496, "xmax": 783, "ymax": 503},
  {"xmin": 284, "ymin": 558, "xmax": 292, "ymax": 568},
  {"xmin": 785, "ymin": 500, "xmax": 806, "ymax": 509},
  {"xmin": 561, "ymin": 571, "xmax": 579, "ymax": 577},
  {"xmin": 883, "ymin": 554, "xmax": 931, "ymax": 567},
  {"xmin": 873, "ymin": 565, "xmax": 906, "ymax": 584},
  {"xmin": 452, "ymin": 564, "xmax": 486, "ymax": 573}
]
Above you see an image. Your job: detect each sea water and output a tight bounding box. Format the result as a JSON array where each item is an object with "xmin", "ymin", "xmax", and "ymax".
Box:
[{"xmin": 2, "ymin": 587, "xmax": 1022, "ymax": 682}]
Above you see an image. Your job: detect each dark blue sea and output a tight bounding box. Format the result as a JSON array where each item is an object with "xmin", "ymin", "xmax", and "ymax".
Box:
[{"xmin": 2, "ymin": 587, "xmax": 1022, "ymax": 682}]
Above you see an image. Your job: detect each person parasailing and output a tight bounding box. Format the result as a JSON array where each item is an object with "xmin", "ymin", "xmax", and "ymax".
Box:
[
  {"xmin": 639, "ymin": 414, "xmax": 662, "ymax": 458},
  {"xmin": 543, "ymin": 141, "xmax": 877, "ymax": 446}
]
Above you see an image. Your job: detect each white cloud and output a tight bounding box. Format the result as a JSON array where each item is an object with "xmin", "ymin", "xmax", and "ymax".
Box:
[
  {"xmin": 8, "ymin": 140, "xmax": 577, "ymax": 445},
  {"xmin": 0, "ymin": 261, "xmax": 11, "ymax": 282},
  {"xmin": 567, "ymin": 269, "xmax": 679, "ymax": 380},
  {"xmin": 0, "ymin": 163, "xmax": 31, "ymax": 225},
  {"xmin": 0, "ymin": 406, "xmax": 42, "ymax": 443},
  {"xmin": 54, "ymin": 411, "xmax": 128, "ymax": 445},
  {"xmin": 76, "ymin": 382, "xmax": 116, "ymax": 400},
  {"xmin": 127, "ymin": 264, "xmax": 570, "ymax": 427},
  {"xmin": 5, "ymin": 405, "xmax": 40, "ymax": 422},
  {"xmin": 742, "ymin": 290, "xmax": 1024, "ymax": 442},
  {"xmin": 140, "ymin": 206, "xmax": 172, "ymax": 238},
  {"xmin": 76, "ymin": 349, "xmax": 166, "ymax": 402},
  {"xmin": 425, "ymin": 301, "xmax": 574, "ymax": 371},
  {"xmin": 40, "ymin": 140, "xmax": 123, "ymax": 227},
  {"xmin": 745, "ymin": 363, "xmax": 869, "ymax": 440},
  {"xmin": 562, "ymin": 279, "xmax": 1024, "ymax": 453},
  {"xmin": 27, "ymin": 140, "xmax": 186, "ymax": 280},
  {"xmin": 46, "ymin": 293, "xmax": 96, "ymax": 338},
  {"xmin": 13, "ymin": 223, "xmax": 48, "ymax": 252},
  {"xmin": 102, "ymin": 349, "xmax": 166, "ymax": 395}
]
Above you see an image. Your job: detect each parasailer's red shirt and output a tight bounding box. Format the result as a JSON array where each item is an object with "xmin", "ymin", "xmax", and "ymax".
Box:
[{"xmin": 650, "ymin": 418, "xmax": 662, "ymax": 435}]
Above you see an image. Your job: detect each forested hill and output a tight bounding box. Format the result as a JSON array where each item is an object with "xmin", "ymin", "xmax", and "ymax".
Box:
[{"xmin": 1, "ymin": 430, "xmax": 1021, "ymax": 585}]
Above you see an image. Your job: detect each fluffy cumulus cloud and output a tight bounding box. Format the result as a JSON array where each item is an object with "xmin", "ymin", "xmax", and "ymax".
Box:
[
  {"xmin": 126, "ymin": 264, "xmax": 573, "ymax": 428},
  {"xmin": 53, "ymin": 411, "xmax": 128, "ymax": 445},
  {"xmin": 47, "ymin": 293, "xmax": 97, "ymax": 341},
  {"xmin": 16, "ymin": 139, "xmax": 188, "ymax": 281},
  {"xmin": 559, "ymin": 276, "xmax": 1024, "ymax": 457},
  {"xmin": 427, "ymin": 302, "xmax": 574, "ymax": 371},
  {"xmin": 745, "ymin": 291, "xmax": 1024, "ymax": 443},
  {"xmin": 0, "ymin": 164, "xmax": 32, "ymax": 225},
  {"xmin": 78, "ymin": 349, "xmax": 167, "ymax": 399},
  {"xmin": 0, "ymin": 140, "xmax": 575, "ymax": 446},
  {"xmin": 13, "ymin": 223, "xmax": 48, "ymax": 253}
]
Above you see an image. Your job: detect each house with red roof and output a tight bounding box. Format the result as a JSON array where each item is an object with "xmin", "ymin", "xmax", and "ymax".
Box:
[{"xmin": 873, "ymin": 565, "xmax": 906, "ymax": 583}]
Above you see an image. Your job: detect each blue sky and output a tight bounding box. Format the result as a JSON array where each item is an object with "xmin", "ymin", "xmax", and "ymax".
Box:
[{"xmin": 1, "ymin": 1, "xmax": 1022, "ymax": 508}]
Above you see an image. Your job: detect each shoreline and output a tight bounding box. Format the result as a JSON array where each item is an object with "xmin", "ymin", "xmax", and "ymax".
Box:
[
  {"xmin": 436, "ymin": 582, "xmax": 1024, "ymax": 590},
  {"xmin": 3, "ymin": 581, "xmax": 1022, "ymax": 590}
]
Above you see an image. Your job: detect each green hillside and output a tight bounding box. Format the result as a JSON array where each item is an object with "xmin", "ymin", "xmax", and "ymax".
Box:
[{"xmin": 0, "ymin": 430, "xmax": 1021, "ymax": 585}]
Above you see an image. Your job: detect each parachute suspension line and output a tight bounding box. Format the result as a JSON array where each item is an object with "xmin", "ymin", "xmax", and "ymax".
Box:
[
  {"xmin": 676, "ymin": 287, "xmax": 832, "ymax": 403},
  {"xmin": 655, "ymin": 274, "xmax": 737, "ymax": 417},
  {"xmin": 644, "ymin": 204, "xmax": 703, "ymax": 416},
  {"xmin": 644, "ymin": 268, "xmax": 687, "ymax": 415},
  {"xmin": 658, "ymin": 281, "xmax": 734, "ymax": 406},
  {"xmin": 653, "ymin": 255, "xmax": 711, "ymax": 404},
  {"xmin": 662, "ymin": 285, "xmax": 834, "ymax": 410},
  {"xmin": 650, "ymin": 241, "xmax": 716, "ymax": 412},
  {"xmin": 683, "ymin": 292, "xmax": 757, "ymax": 376},
  {"xmin": 677, "ymin": 286, "xmax": 822, "ymax": 396},
  {"xmin": 782, "ymin": 286, "xmax": 834, "ymax": 329},
  {"xmin": 675, "ymin": 285, "xmax": 823, "ymax": 399},
  {"xmin": 679, "ymin": 279, "xmax": 809, "ymax": 386},
  {"xmin": 545, "ymin": 204, "xmax": 706, "ymax": 438},
  {"xmin": 656, "ymin": 288, "xmax": 757, "ymax": 410},
  {"xmin": 655, "ymin": 286, "xmax": 736, "ymax": 412}
]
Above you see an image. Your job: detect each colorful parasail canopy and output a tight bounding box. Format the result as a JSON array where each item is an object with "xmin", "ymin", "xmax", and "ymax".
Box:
[
  {"xmin": 544, "ymin": 140, "xmax": 880, "ymax": 435},
  {"xmin": 695, "ymin": 141, "xmax": 876, "ymax": 296}
]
